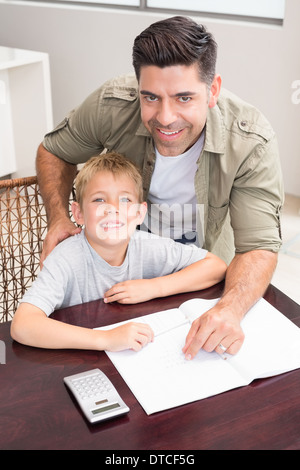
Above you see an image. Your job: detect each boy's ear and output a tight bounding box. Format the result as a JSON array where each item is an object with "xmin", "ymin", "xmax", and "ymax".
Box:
[
  {"xmin": 71, "ymin": 201, "xmax": 84, "ymax": 226},
  {"xmin": 136, "ymin": 201, "xmax": 147, "ymax": 224}
]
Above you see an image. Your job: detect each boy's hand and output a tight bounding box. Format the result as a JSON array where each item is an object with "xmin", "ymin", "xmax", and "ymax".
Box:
[
  {"xmin": 105, "ymin": 322, "xmax": 154, "ymax": 351},
  {"xmin": 104, "ymin": 279, "xmax": 158, "ymax": 304}
]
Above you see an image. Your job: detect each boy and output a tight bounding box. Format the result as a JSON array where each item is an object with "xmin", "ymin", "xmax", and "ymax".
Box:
[{"xmin": 11, "ymin": 152, "xmax": 226, "ymax": 353}]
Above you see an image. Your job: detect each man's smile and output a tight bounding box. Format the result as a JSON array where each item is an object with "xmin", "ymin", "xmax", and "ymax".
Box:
[{"xmin": 157, "ymin": 128, "xmax": 184, "ymax": 138}]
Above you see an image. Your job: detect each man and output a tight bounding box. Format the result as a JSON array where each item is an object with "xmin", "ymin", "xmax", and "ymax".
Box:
[{"xmin": 36, "ymin": 16, "xmax": 284, "ymax": 360}]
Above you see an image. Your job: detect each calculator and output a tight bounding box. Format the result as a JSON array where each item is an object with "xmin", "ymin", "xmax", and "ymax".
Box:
[{"xmin": 64, "ymin": 368, "xmax": 130, "ymax": 424}]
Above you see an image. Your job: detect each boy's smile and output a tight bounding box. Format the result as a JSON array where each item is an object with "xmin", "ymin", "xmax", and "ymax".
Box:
[
  {"xmin": 100, "ymin": 221, "xmax": 125, "ymax": 231},
  {"xmin": 72, "ymin": 171, "xmax": 147, "ymax": 264}
]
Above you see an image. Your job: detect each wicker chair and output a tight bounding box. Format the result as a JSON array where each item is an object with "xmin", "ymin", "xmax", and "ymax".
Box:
[{"xmin": 0, "ymin": 176, "xmax": 75, "ymax": 322}]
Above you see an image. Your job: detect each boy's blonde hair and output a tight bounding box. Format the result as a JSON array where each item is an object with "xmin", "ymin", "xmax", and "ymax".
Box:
[{"xmin": 75, "ymin": 152, "xmax": 144, "ymax": 206}]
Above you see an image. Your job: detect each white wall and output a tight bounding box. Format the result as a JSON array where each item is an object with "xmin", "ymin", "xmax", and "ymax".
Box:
[{"xmin": 0, "ymin": 0, "xmax": 299, "ymax": 195}]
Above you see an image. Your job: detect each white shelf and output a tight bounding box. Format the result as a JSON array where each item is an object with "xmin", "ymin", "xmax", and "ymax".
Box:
[{"xmin": 0, "ymin": 46, "xmax": 53, "ymax": 178}]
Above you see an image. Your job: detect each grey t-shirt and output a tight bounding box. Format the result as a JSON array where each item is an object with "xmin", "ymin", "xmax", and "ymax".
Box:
[{"xmin": 21, "ymin": 230, "xmax": 207, "ymax": 315}]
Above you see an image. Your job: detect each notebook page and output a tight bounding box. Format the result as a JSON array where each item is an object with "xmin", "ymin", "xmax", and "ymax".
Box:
[
  {"xmin": 179, "ymin": 297, "xmax": 300, "ymax": 382},
  {"xmin": 106, "ymin": 322, "xmax": 245, "ymax": 415},
  {"xmin": 228, "ymin": 298, "xmax": 300, "ymax": 380},
  {"xmin": 179, "ymin": 297, "xmax": 219, "ymax": 322},
  {"xmin": 142, "ymin": 308, "xmax": 188, "ymax": 336},
  {"xmin": 95, "ymin": 307, "xmax": 188, "ymax": 337},
  {"xmin": 101, "ymin": 297, "xmax": 300, "ymax": 414}
]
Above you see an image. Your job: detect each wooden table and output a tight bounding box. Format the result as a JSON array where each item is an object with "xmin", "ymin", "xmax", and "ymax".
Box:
[{"xmin": 1, "ymin": 282, "xmax": 299, "ymax": 450}]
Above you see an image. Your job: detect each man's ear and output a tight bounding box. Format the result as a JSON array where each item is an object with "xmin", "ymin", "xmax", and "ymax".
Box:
[
  {"xmin": 208, "ymin": 74, "xmax": 222, "ymax": 108},
  {"xmin": 71, "ymin": 201, "xmax": 84, "ymax": 226}
]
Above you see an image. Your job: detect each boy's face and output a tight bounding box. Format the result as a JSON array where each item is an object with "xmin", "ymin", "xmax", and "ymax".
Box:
[{"xmin": 72, "ymin": 171, "xmax": 147, "ymax": 253}]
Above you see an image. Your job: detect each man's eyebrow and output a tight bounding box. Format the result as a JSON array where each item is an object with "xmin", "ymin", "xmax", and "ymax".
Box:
[
  {"xmin": 139, "ymin": 90, "xmax": 197, "ymax": 97},
  {"xmin": 140, "ymin": 90, "xmax": 158, "ymax": 97},
  {"xmin": 175, "ymin": 92, "xmax": 197, "ymax": 97}
]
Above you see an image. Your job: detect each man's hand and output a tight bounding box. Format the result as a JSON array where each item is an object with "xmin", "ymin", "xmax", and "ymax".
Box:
[
  {"xmin": 40, "ymin": 218, "xmax": 81, "ymax": 267},
  {"xmin": 182, "ymin": 303, "xmax": 245, "ymax": 359},
  {"xmin": 182, "ymin": 250, "xmax": 278, "ymax": 360}
]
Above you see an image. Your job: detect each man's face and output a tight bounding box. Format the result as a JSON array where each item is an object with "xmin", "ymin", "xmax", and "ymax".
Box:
[{"xmin": 139, "ymin": 63, "xmax": 219, "ymax": 156}]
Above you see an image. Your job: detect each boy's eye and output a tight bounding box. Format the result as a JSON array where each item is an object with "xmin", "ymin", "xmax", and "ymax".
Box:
[
  {"xmin": 119, "ymin": 197, "xmax": 131, "ymax": 203},
  {"xmin": 94, "ymin": 198, "xmax": 105, "ymax": 203}
]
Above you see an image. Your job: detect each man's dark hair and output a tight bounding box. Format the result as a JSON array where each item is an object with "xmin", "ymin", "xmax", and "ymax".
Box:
[{"xmin": 132, "ymin": 16, "xmax": 217, "ymax": 86}]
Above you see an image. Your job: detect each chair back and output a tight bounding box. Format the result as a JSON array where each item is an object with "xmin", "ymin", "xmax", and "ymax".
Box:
[{"xmin": 0, "ymin": 176, "xmax": 74, "ymax": 322}]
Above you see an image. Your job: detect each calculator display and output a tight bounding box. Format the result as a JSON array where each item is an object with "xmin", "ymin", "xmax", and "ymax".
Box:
[{"xmin": 92, "ymin": 403, "xmax": 121, "ymax": 415}]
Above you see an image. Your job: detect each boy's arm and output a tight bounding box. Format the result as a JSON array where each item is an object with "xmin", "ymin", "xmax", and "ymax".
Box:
[
  {"xmin": 11, "ymin": 303, "xmax": 153, "ymax": 351},
  {"xmin": 104, "ymin": 252, "xmax": 227, "ymax": 304}
]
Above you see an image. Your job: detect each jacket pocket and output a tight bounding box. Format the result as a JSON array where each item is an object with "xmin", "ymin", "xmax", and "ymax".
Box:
[
  {"xmin": 103, "ymin": 86, "xmax": 138, "ymax": 102},
  {"xmin": 207, "ymin": 203, "xmax": 229, "ymax": 231}
]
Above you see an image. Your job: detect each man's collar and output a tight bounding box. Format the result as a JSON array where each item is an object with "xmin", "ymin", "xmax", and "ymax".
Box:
[
  {"xmin": 204, "ymin": 101, "xmax": 226, "ymax": 154},
  {"xmin": 136, "ymin": 121, "xmax": 151, "ymax": 137}
]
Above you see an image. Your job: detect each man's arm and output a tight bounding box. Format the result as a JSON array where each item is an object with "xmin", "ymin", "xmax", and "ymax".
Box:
[
  {"xmin": 182, "ymin": 249, "xmax": 278, "ymax": 359},
  {"xmin": 36, "ymin": 143, "xmax": 81, "ymax": 264}
]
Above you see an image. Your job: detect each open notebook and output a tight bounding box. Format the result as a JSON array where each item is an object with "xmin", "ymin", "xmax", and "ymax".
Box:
[{"xmin": 96, "ymin": 298, "xmax": 300, "ymax": 415}]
